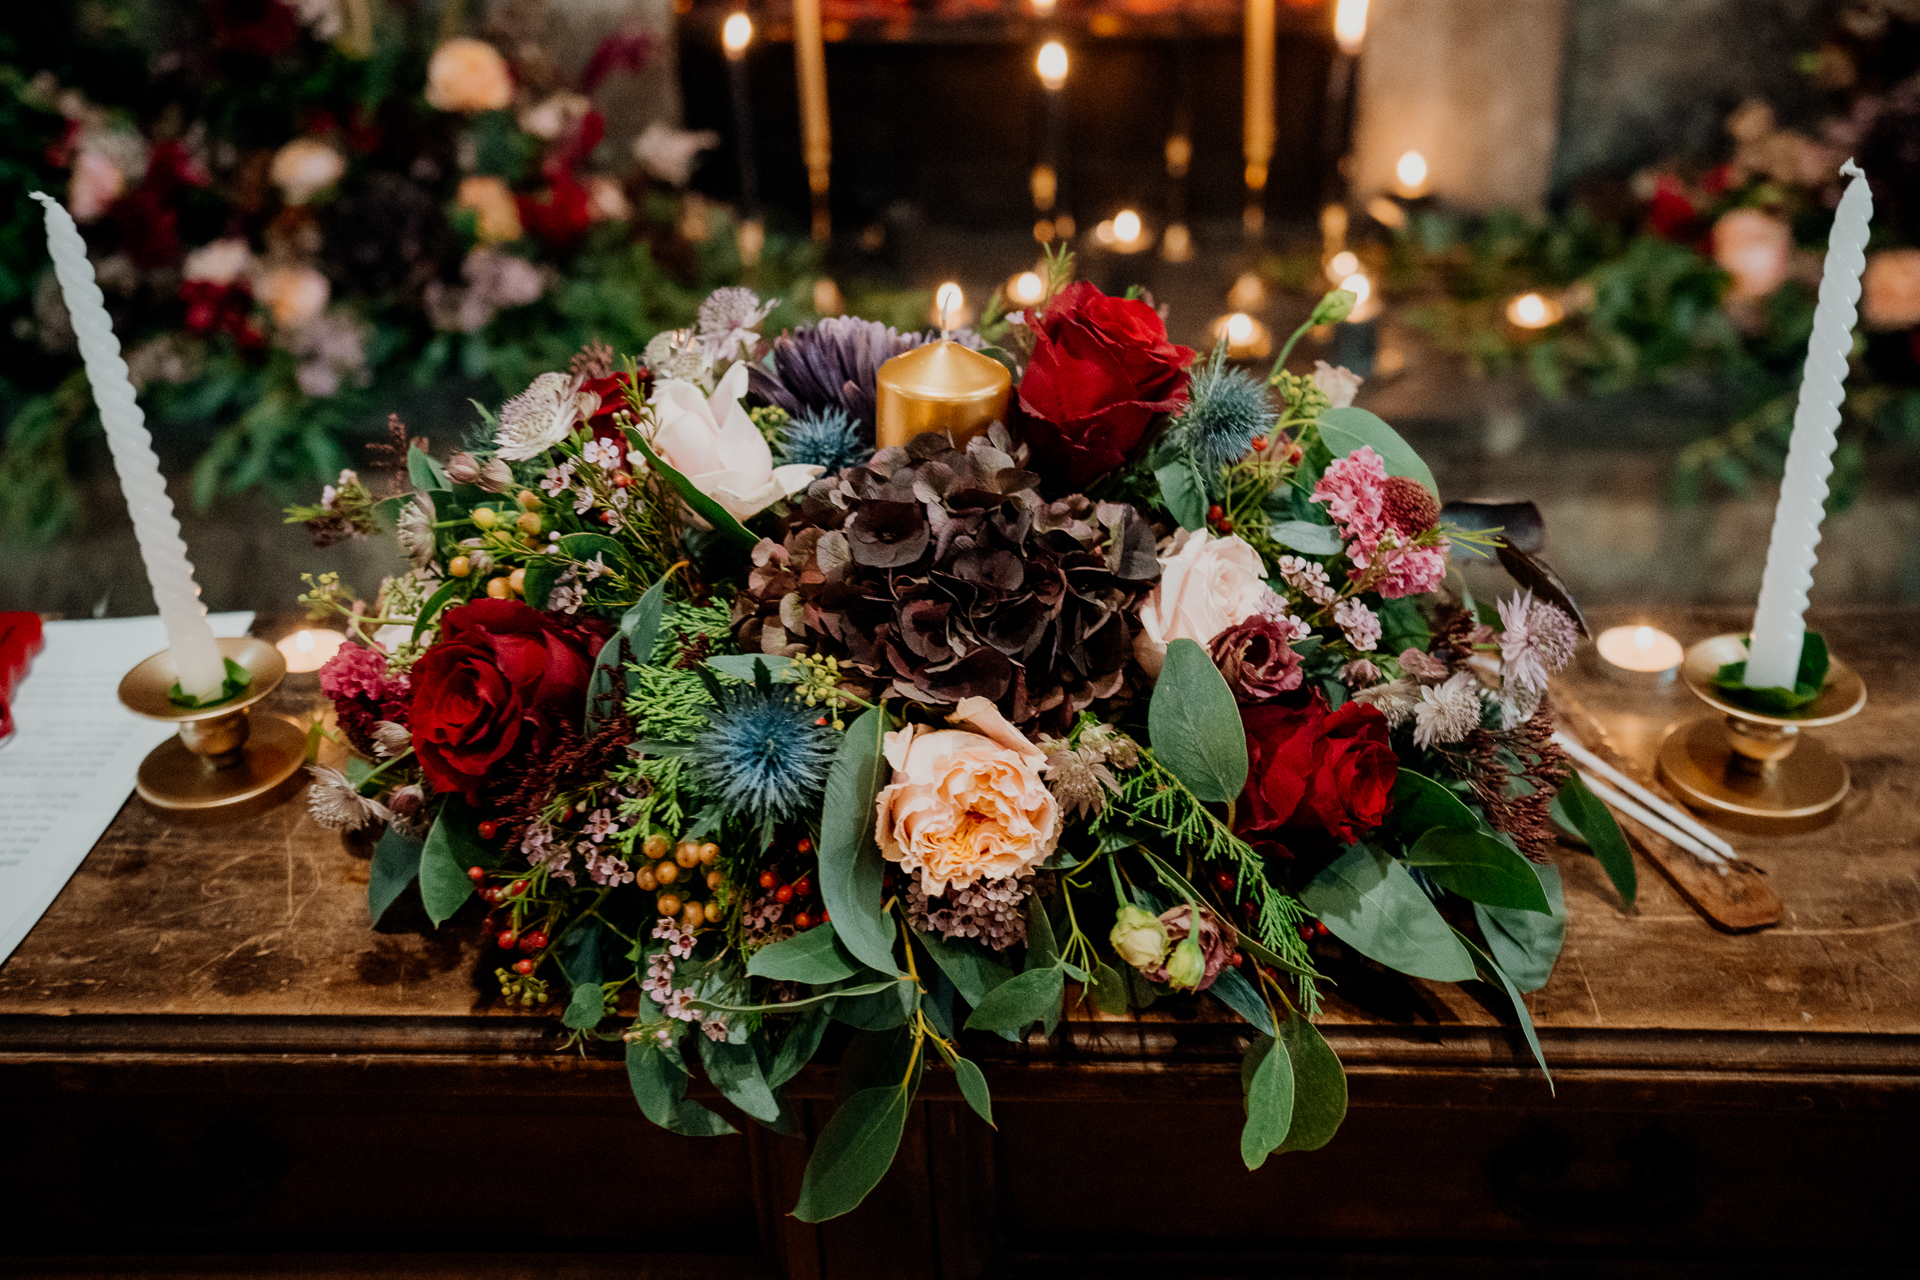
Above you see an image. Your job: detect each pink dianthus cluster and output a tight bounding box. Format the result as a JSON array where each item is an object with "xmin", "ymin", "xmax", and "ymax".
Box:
[{"xmin": 1311, "ymin": 446, "xmax": 1448, "ymax": 600}]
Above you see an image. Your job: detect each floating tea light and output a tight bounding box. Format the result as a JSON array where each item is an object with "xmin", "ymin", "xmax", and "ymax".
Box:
[{"xmin": 1595, "ymin": 624, "xmax": 1682, "ymax": 680}]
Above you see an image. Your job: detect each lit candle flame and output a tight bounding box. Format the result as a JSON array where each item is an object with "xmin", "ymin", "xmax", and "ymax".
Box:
[
  {"xmin": 722, "ymin": 12, "xmax": 753, "ymax": 55},
  {"xmin": 1037, "ymin": 41, "xmax": 1068, "ymax": 90},
  {"xmin": 1009, "ymin": 271, "xmax": 1045, "ymax": 306},
  {"xmin": 1112, "ymin": 210, "xmax": 1142, "ymax": 244},
  {"xmin": 1395, "ymin": 149, "xmax": 1428, "ymax": 197},
  {"xmin": 1333, "ymin": 0, "xmax": 1369, "ymax": 55},
  {"xmin": 936, "ymin": 282, "xmax": 964, "ymax": 334},
  {"xmin": 1339, "ymin": 271, "xmax": 1371, "ymax": 312},
  {"xmin": 1326, "ymin": 249, "xmax": 1359, "ymax": 283},
  {"xmin": 1505, "ymin": 291, "xmax": 1563, "ymax": 329},
  {"xmin": 1635, "ymin": 626, "xmax": 1656, "ymax": 651},
  {"xmin": 1226, "ymin": 312, "xmax": 1255, "ymax": 345}
]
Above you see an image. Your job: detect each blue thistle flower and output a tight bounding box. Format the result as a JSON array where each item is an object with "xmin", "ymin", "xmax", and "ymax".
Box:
[
  {"xmin": 686, "ymin": 684, "xmax": 836, "ymax": 825},
  {"xmin": 777, "ymin": 405, "xmax": 872, "ymax": 476},
  {"xmin": 1174, "ymin": 347, "xmax": 1278, "ymax": 482}
]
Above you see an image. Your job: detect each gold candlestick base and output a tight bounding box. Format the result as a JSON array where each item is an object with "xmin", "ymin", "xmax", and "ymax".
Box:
[
  {"xmin": 1657, "ymin": 633, "xmax": 1866, "ymax": 822},
  {"xmin": 118, "ymin": 636, "xmax": 309, "ymax": 822}
]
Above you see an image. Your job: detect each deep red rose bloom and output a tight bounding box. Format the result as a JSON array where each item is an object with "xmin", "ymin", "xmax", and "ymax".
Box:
[
  {"xmin": 578, "ymin": 368, "xmax": 651, "ymax": 460},
  {"xmin": 1015, "ymin": 281, "xmax": 1193, "ymax": 492},
  {"xmin": 1237, "ymin": 695, "xmax": 1398, "ymax": 846},
  {"xmin": 518, "ymin": 174, "xmax": 594, "ymax": 249},
  {"xmin": 408, "ymin": 600, "xmax": 610, "ymax": 804}
]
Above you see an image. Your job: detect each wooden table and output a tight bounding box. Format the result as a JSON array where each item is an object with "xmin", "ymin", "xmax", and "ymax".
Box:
[{"xmin": 4, "ymin": 608, "xmax": 1917, "ymax": 1277}]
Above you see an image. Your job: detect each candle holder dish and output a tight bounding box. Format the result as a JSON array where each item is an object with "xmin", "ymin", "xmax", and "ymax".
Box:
[
  {"xmin": 1657, "ymin": 633, "xmax": 1866, "ymax": 821},
  {"xmin": 117, "ymin": 636, "xmax": 308, "ymax": 821}
]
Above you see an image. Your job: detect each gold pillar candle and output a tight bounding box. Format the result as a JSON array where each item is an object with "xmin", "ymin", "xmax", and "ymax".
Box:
[
  {"xmin": 792, "ymin": 0, "xmax": 832, "ymax": 242},
  {"xmin": 1243, "ymin": 0, "xmax": 1275, "ymax": 212},
  {"xmin": 874, "ymin": 341, "xmax": 1012, "ymax": 451}
]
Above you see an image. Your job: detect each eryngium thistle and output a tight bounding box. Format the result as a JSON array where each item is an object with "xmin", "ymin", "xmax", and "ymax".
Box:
[
  {"xmin": 685, "ymin": 685, "xmax": 835, "ymax": 824},
  {"xmin": 777, "ymin": 404, "xmax": 871, "ymax": 475},
  {"xmin": 1168, "ymin": 345, "xmax": 1276, "ymax": 486},
  {"xmin": 733, "ymin": 426, "xmax": 1161, "ymax": 734},
  {"xmin": 747, "ymin": 316, "xmax": 919, "ymax": 431}
]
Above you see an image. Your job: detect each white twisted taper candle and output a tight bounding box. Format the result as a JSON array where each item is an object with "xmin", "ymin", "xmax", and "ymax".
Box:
[
  {"xmin": 32, "ymin": 192, "xmax": 226, "ymax": 699},
  {"xmin": 1743, "ymin": 161, "xmax": 1874, "ymax": 691}
]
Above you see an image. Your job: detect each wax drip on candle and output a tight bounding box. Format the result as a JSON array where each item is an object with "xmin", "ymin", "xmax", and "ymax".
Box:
[
  {"xmin": 31, "ymin": 192, "xmax": 226, "ymax": 699},
  {"xmin": 1744, "ymin": 161, "xmax": 1873, "ymax": 690}
]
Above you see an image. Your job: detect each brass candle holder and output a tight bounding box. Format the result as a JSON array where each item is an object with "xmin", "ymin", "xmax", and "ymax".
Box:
[
  {"xmin": 117, "ymin": 636, "xmax": 309, "ymax": 821},
  {"xmin": 1657, "ymin": 633, "xmax": 1866, "ymax": 822}
]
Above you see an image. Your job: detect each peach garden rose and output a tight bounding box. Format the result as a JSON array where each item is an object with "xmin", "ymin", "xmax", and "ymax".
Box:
[
  {"xmin": 874, "ymin": 696, "xmax": 1062, "ymax": 894},
  {"xmin": 425, "ymin": 37, "xmax": 514, "ymax": 113}
]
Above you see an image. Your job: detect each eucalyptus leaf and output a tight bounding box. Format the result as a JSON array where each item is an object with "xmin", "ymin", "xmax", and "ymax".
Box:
[
  {"xmin": 746, "ymin": 923, "xmax": 861, "ymax": 984},
  {"xmin": 586, "ymin": 577, "xmax": 667, "ymax": 733},
  {"xmin": 1455, "ymin": 928, "xmax": 1554, "ymax": 1091},
  {"xmin": 1088, "ymin": 961, "xmax": 1131, "ymax": 1015},
  {"xmin": 1388, "ymin": 770, "xmax": 1480, "ymax": 833},
  {"xmin": 368, "ymin": 828, "xmax": 422, "ymax": 926},
  {"xmin": 410, "ymin": 577, "xmax": 463, "ymax": 644},
  {"xmin": 914, "ymin": 928, "xmax": 1016, "ymax": 1008},
  {"xmin": 1317, "ymin": 407, "xmax": 1438, "ymax": 496},
  {"xmin": 406, "ymin": 446, "xmax": 449, "ymax": 493},
  {"xmin": 1299, "ymin": 843, "xmax": 1477, "ymax": 982},
  {"xmin": 562, "ymin": 981, "xmax": 607, "ymax": 1030},
  {"xmin": 1405, "ymin": 827, "xmax": 1552, "ymax": 914},
  {"xmin": 1156, "ymin": 458, "xmax": 1209, "ymax": 531},
  {"xmin": 766, "ymin": 1007, "xmax": 831, "ymax": 1090},
  {"xmin": 1269, "ymin": 519, "xmax": 1344, "ymax": 555},
  {"xmin": 951, "ymin": 1054, "xmax": 994, "ymax": 1128},
  {"xmin": 1147, "ymin": 637, "xmax": 1249, "ymax": 803},
  {"xmin": 1551, "ymin": 772, "xmax": 1636, "ymax": 908},
  {"xmin": 1210, "ymin": 964, "xmax": 1276, "ymax": 1035},
  {"xmin": 699, "ymin": 1036, "xmax": 786, "ymax": 1124},
  {"xmin": 625, "ymin": 1037, "xmax": 736, "ymax": 1137},
  {"xmin": 819, "ymin": 707, "xmax": 901, "ymax": 976},
  {"xmin": 793, "ymin": 1084, "xmax": 912, "ymax": 1222},
  {"xmin": 1240, "ymin": 1034, "xmax": 1297, "ymax": 1170},
  {"xmin": 1276, "ymin": 1014, "xmax": 1348, "ymax": 1153},
  {"xmin": 831, "ymin": 980, "xmax": 916, "ymax": 1029},
  {"xmin": 520, "ymin": 560, "xmax": 560, "ymax": 612},
  {"xmin": 557, "ymin": 531, "xmax": 629, "ymax": 569},
  {"xmin": 418, "ymin": 805, "xmax": 486, "ymax": 926},
  {"xmin": 706, "ymin": 653, "xmax": 798, "ymax": 681},
  {"xmin": 964, "ymin": 967, "xmax": 1065, "ymax": 1035},
  {"xmin": 1475, "ymin": 860, "xmax": 1566, "ymax": 993}
]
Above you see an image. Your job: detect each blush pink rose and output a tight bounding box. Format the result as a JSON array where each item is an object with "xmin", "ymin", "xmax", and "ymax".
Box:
[
  {"xmin": 649, "ymin": 362, "xmax": 821, "ymax": 521},
  {"xmin": 425, "ymin": 37, "xmax": 514, "ymax": 113},
  {"xmin": 1134, "ymin": 529, "xmax": 1270, "ymax": 677},
  {"xmin": 874, "ymin": 696, "xmax": 1062, "ymax": 894},
  {"xmin": 1713, "ymin": 208, "xmax": 1792, "ymax": 301}
]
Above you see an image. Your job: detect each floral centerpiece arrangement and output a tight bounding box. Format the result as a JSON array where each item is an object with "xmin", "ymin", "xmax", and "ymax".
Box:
[{"xmin": 294, "ymin": 259, "xmax": 1631, "ymax": 1221}]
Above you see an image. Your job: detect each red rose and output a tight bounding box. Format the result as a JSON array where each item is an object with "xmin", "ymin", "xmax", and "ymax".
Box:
[
  {"xmin": 517, "ymin": 174, "xmax": 594, "ymax": 250},
  {"xmin": 1015, "ymin": 281, "xmax": 1193, "ymax": 492},
  {"xmin": 409, "ymin": 600, "xmax": 609, "ymax": 804},
  {"xmin": 1237, "ymin": 695, "xmax": 1397, "ymax": 846},
  {"xmin": 579, "ymin": 368, "xmax": 650, "ymax": 461}
]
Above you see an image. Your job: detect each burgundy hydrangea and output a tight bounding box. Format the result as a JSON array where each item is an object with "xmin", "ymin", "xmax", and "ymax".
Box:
[{"xmin": 318, "ymin": 643, "xmax": 411, "ymax": 757}]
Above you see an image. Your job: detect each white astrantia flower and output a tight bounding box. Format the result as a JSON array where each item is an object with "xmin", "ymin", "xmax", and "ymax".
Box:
[
  {"xmin": 396, "ymin": 492, "xmax": 435, "ymax": 567},
  {"xmin": 644, "ymin": 327, "xmax": 713, "ymax": 388},
  {"xmin": 1411, "ymin": 671, "xmax": 1484, "ymax": 749},
  {"xmin": 1352, "ymin": 677, "xmax": 1421, "ymax": 727},
  {"xmin": 1497, "ymin": 591, "xmax": 1581, "ymax": 693},
  {"xmin": 497, "ymin": 371, "xmax": 594, "ymax": 461},
  {"xmin": 696, "ymin": 287, "xmax": 776, "ymax": 362},
  {"xmin": 648, "ymin": 363, "xmax": 822, "ymax": 520},
  {"xmin": 372, "ymin": 720, "xmax": 412, "ymax": 757},
  {"xmin": 306, "ymin": 765, "xmax": 393, "ymax": 831}
]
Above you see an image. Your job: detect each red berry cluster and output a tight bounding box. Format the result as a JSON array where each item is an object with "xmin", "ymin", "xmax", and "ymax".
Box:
[
  {"xmin": 1206, "ymin": 504, "xmax": 1234, "ymax": 537},
  {"xmin": 472, "ymin": 870, "xmax": 552, "ymax": 975},
  {"xmin": 760, "ymin": 837, "xmax": 827, "ymax": 931}
]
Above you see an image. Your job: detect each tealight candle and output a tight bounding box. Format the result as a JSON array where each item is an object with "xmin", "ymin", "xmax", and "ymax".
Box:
[
  {"xmin": 874, "ymin": 340, "xmax": 1012, "ymax": 451},
  {"xmin": 1596, "ymin": 624, "xmax": 1682, "ymax": 679},
  {"xmin": 1394, "ymin": 149, "xmax": 1429, "ymax": 199},
  {"xmin": 278, "ymin": 628, "xmax": 345, "ymax": 674}
]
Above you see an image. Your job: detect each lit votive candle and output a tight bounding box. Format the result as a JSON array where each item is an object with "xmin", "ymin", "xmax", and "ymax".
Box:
[
  {"xmin": 1596, "ymin": 624, "xmax": 1683, "ymax": 682},
  {"xmin": 278, "ymin": 628, "xmax": 345, "ymax": 675}
]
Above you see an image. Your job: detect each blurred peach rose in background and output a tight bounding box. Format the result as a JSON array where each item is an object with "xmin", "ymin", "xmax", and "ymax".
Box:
[
  {"xmin": 1862, "ymin": 248, "xmax": 1920, "ymax": 331},
  {"xmin": 1713, "ymin": 208, "xmax": 1793, "ymax": 301},
  {"xmin": 425, "ymin": 37, "xmax": 513, "ymax": 113},
  {"xmin": 456, "ymin": 175, "xmax": 523, "ymax": 244}
]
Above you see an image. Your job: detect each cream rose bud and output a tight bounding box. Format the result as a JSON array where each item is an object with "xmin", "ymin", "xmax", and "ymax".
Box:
[
  {"xmin": 1110, "ymin": 904, "xmax": 1171, "ymax": 971},
  {"xmin": 425, "ymin": 37, "xmax": 514, "ymax": 113},
  {"xmin": 1134, "ymin": 528, "xmax": 1271, "ymax": 678},
  {"xmin": 256, "ymin": 265, "xmax": 330, "ymax": 328},
  {"xmin": 649, "ymin": 363, "xmax": 822, "ymax": 521},
  {"xmin": 270, "ymin": 138, "xmax": 346, "ymax": 205},
  {"xmin": 874, "ymin": 696, "xmax": 1063, "ymax": 895}
]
